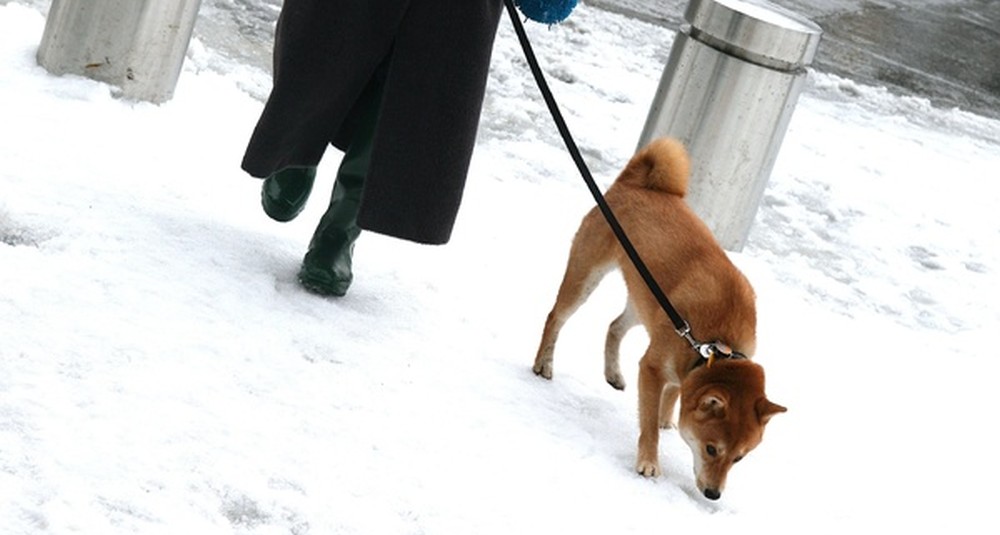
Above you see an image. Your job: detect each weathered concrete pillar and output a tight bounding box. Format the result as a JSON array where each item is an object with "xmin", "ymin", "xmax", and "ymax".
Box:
[{"xmin": 37, "ymin": 0, "xmax": 202, "ymax": 103}]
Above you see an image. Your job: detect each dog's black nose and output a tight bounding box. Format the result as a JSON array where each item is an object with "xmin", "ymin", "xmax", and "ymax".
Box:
[{"xmin": 703, "ymin": 488, "xmax": 721, "ymax": 500}]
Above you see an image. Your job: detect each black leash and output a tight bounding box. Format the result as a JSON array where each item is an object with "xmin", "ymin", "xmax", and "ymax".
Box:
[{"xmin": 504, "ymin": 0, "xmax": 740, "ymax": 362}]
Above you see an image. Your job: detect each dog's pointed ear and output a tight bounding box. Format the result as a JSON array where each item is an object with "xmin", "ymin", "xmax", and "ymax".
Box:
[
  {"xmin": 698, "ymin": 393, "xmax": 728, "ymax": 419},
  {"xmin": 756, "ymin": 398, "xmax": 787, "ymax": 425}
]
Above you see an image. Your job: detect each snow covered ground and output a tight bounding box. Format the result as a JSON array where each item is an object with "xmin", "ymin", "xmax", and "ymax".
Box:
[{"xmin": 2, "ymin": 2, "xmax": 999, "ymax": 533}]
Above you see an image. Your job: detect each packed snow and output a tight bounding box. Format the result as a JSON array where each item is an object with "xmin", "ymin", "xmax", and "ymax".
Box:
[{"xmin": 2, "ymin": 2, "xmax": 999, "ymax": 534}]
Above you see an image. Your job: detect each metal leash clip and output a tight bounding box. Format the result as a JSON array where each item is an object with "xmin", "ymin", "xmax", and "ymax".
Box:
[{"xmin": 696, "ymin": 341, "xmax": 736, "ymax": 368}]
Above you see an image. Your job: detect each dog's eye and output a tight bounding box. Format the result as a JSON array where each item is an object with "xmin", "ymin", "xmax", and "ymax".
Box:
[
  {"xmin": 706, "ymin": 445, "xmax": 717, "ymax": 457},
  {"xmin": 733, "ymin": 455, "xmax": 744, "ymax": 464}
]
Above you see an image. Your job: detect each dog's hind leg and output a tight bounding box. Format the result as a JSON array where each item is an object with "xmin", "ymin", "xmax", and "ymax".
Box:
[
  {"xmin": 604, "ymin": 300, "xmax": 638, "ymax": 390},
  {"xmin": 534, "ymin": 211, "xmax": 618, "ymax": 380},
  {"xmin": 533, "ymin": 253, "xmax": 614, "ymax": 381}
]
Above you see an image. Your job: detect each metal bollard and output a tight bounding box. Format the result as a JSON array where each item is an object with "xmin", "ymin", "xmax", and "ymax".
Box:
[
  {"xmin": 638, "ymin": 0, "xmax": 822, "ymax": 251},
  {"xmin": 37, "ymin": 0, "xmax": 202, "ymax": 104}
]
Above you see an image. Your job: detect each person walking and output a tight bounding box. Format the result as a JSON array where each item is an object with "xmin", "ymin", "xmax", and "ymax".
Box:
[{"xmin": 241, "ymin": 0, "xmax": 576, "ymax": 296}]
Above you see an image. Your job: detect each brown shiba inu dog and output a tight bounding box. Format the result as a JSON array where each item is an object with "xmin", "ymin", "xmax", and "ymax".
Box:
[{"xmin": 533, "ymin": 138, "xmax": 786, "ymax": 500}]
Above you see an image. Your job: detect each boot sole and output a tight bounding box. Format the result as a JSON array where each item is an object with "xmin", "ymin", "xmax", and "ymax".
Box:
[
  {"xmin": 261, "ymin": 167, "xmax": 316, "ymax": 222},
  {"xmin": 297, "ymin": 266, "xmax": 351, "ymax": 297},
  {"xmin": 262, "ymin": 194, "xmax": 307, "ymax": 222}
]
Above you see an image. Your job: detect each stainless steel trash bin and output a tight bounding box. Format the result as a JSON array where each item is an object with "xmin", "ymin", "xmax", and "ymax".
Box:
[
  {"xmin": 638, "ymin": 0, "xmax": 822, "ymax": 251},
  {"xmin": 37, "ymin": 0, "xmax": 202, "ymax": 103}
]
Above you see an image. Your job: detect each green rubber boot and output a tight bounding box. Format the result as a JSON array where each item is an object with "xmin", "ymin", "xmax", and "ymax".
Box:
[
  {"xmin": 296, "ymin": 165, "xmax": 365, "ymax": 296},
  {"xmin": 297, "ymin": 105, "xmax": 378, "ymax": 297},
  {"xmin": 261, "ymin": 166, "xmax": 317, "ymax": 222}
]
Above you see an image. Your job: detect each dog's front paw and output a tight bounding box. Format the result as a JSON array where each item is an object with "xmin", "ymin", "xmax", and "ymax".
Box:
[{"xmin": 635, "ymin": 458, "xmax": 661, "ymax": 478}]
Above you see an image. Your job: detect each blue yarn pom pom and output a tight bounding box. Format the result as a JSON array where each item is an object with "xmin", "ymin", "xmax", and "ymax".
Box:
[{"xmin": 515, "ymin": 0, "xmax": 578, "ymax": 24}]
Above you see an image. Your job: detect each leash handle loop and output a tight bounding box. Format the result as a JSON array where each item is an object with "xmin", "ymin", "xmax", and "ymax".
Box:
[{"xmin": 503, "ymin": 0, "xmax": 693, "ymax": 339}]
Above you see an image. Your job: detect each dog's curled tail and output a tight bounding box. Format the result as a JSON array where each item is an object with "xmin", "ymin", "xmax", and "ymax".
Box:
[{"xmin": 621, "ymin": 137, "xmax": 690, "ymax": 197}]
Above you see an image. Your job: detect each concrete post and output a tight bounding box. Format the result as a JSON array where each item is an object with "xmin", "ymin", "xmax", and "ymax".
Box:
[
  {"xmin": 37, "ymin": 0, "xmax": 202, "ymax": 104},
  {"xmin": 638, "ymin": 0, "xmax": 822, "ymax": 251}
]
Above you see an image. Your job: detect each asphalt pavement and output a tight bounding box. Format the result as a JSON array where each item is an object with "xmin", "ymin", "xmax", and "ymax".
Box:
[
  {"xmin": 5, "ymin": 0, "xmax": 996, "ymax": 120},
  {"xmin": 588, "ymin": 0, "xmax": 1000, "ymax": 120}
]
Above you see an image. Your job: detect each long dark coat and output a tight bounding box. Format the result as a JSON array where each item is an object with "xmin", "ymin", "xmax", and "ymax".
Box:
[{"xmin": 242, "ymin": 0, "xmax": 504, "ymax": 245}]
